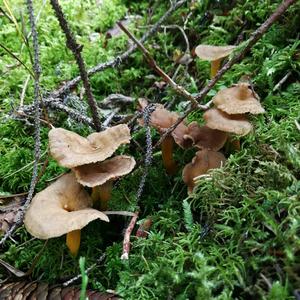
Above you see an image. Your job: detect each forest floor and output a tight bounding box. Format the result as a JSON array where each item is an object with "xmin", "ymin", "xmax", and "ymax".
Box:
[{"xmin": 0, "ymin": 0, "xmax": 299, "ymax": 299}]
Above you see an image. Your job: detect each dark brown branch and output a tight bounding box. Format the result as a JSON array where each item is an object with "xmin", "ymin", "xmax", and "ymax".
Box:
[
  {"xmin": 194, "ymin": 0, "xmax": 297, "ymax": 102},
  {"xmin": 118, "ymin": 21, "xmax": 201, "ymax": 108},
  {"xmin": 49, "ymin": 0, "xmax": 102, "ymax": 131}
]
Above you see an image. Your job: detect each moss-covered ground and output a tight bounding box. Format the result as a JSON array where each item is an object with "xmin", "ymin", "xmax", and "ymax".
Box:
[{"xmin": 0, "ymin": 0, "xmax": 299, "ymax": 299}]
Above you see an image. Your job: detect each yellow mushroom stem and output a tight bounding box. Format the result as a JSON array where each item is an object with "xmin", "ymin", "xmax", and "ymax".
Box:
[
  {"xmin": 210, "ymin": 59, "xmax": 222, "ymax": 78},
  {"xmin": 66, "ymin": 229, "xmax": 81, "ymax": 256},
  {"xmin": 161, "ymin": 135, "xmax": 177, "ymax": 175},
  {"xmin": 91, "ymin": 181, "xmax": 113, "ymax": 210}
]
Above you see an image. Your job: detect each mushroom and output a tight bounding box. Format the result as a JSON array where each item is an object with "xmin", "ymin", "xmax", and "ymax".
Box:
[
  {"xmin": 212, "ymin": 83, "xmax": 265, "ymax": 114},
  {"xmin": 203, "ymin": 108, "xmax": 253, "ymax": 136},
  {"xmin": 49, "ymin": 124, "xmax": 135, "ymax": 209},
  {"xmin": 138, "ymin": 99, "xmax": 190, "ymax": 175},
  {"xmin": 24, "ymin": 173, "xmax": 109, "ymax": 256},
  {"xmin": 195, "ymin": 45, "xmax": 236, "ymax": 78},
  {"xmin": 182, "ymin": 149, "xmax": 226, "ymax": 193},
  {"xmin": 183, "ymin": 121, "xmax": 228, "ymax": 151},
  {"xmin": 73, "ymin": 155, "xmax": 136, "ymax": 210}
]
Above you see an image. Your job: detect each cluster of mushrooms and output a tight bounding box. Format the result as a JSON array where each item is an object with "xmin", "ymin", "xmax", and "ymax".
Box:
[
  {"xmin": 24, "ymin": 124, "xmax": 136, "ymax": 256},
  {"xmin": 138, "ymin": 44, "xmax": 265, "ymax": 193},
  {"xmin": 23, "ymin": 44, "xmax": 265, "ymax": 256}
]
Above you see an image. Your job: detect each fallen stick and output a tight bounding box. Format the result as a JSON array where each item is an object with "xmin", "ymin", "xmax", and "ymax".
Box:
[{"xmin": 121, "ymin": 212, "xmax": 139, "ymax": 260}]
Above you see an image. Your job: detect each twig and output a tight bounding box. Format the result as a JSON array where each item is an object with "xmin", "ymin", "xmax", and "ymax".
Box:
[
  {"xmin": 50, "ymin": 0, "xmax": 187, "ymax": 99},
  {"xmin": 20, "ymin": 75, "xmax": 31, "ymax": 108},
  {"xmin": 273, "ymin": 71, "xmax": 292, "ymax": 91},
  {"xmin": 118, "ymin": 22, "xmax": 201, "ymax": 108},
  {"xmin": 49, "ymin": 0, "xmax": 102, "ymax": 131},
  {"xmin": 99, "ymin": 94, "xmax": 134, "ymax": 108},
  {"xmin": 121, "ymin": 212, "xmax": 139, "ymax": 260},
  {"xmin": 20, "ymin": 98, "xmax": 94, "ymax": 127},
  {"xmin": 136, "ymin": 104, "xmax": 156, "ymax": 202},
  {"xmin": 62, "ymin": 254, "xmax": 106, "ymax": 287},
  {"xmin": 194, "ymin": 0, "xmax": 297, "ymax": 102},
  {"xmin": 0, "ymin": 0, "xmax": 42, "ymax": 246}
]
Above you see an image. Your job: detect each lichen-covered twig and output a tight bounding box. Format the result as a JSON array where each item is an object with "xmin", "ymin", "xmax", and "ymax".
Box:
[
  {"xmin": 0, "ymin": 0, "xmax": 42, "ymax": 246},
  {"xmin": 136, "ymin": 104, "xmax": 156, "ymax": 202},
  {"xmin": 62, "ymin": 254, "xmax": 106, "ymax": 287},
  {"xmin": 121, "ymin": 212, "xmax": 139, "ymax": 260},
  {"xmin": 49, "ymin": 0, "xmax": 102, "ymax": 131}
]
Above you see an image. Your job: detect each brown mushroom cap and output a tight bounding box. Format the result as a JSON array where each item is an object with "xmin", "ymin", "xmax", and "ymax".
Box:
[
  {"xmin": 204, "ymin": 108, "xmax": 253, "ymax": 136},
  {"xmin": 137, "ymin": 99, "xmax": 190, "ymax": 149},
  {"xmin": 24, "ymin": 173, "xmax": 109, "ymax": 239},
  {"xmin": 73, "ymin": 155, "xmax": 136, "ymax": 187},
  {"xmin": 182, "ymin": 149, "xmax": 226, "ymax": 193},
  {"xmin": 49, "ymin": 124, "xmax": 131, "ymax": 168},
  {"xmin": 195, "ymin": 45, "xmax": 236, "ymax": 61},
  {"xmin": 213, "ymin": 83, "xmax": 265, "ymax": 114},
  {"xmin": 183, "ymin": 122, "xmax": 228, "ymax": 151}
]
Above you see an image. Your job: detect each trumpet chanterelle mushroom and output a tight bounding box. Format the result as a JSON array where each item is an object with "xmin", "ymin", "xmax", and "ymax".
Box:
[
  {"xmin": 203, "ymin": 108, "xmax": 253, "ymax": 136},
  {"xmin": 24, "ymin": 173, "xmax": 109, "ymax": 256},
  {"xmin": 138, "ymin": 99, "xmax": 190, "ymax": 175},
  {"xmin": 212, "ymin": 82, "xmax": 265, "ymax": 114},
  {"xmin": 182, "ymin": 149, "xmax": 226, "ymax": 193},
  {"xmin": 183, "ymin": 121, "xmax": 228, "ymax": 151},
  {"xmin": 49, "ymin": 124, "xmax": 136, "ymax": 210},
  {"xmin": 195, "ymin": 45, "xmax": 236, "ymax": 78}
]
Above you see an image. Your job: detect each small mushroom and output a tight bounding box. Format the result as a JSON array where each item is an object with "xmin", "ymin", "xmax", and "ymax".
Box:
[
  {"xmin": 195, "ymin": 45, "xmax": 236, "ymax": 78},
  {"xmin": 203, "ymin": 108, "xmax": 253, "ymax": 136},
  {"xmin": 73, "ymin": 155, "xmax": 136, "ymax": 210},
  {"xmin": 138, "ymin": 99, "xmax": 190, "ymax": 174},
  {"xmin": 24, "ymin": 173, "xmax": 109, "ymax": 256},
  {"xmin": 49, "ymin": 125, "xmax": 135, "ymax": 210},
  {"xmin": 183, "ymin": 121, "xmax": 228, "ymax": 151},
  {"xmin": 213, "ymin": 83, "xmax": 265, "ymax": 114},
  {"xmin": 182, "ymin": 149, "xmax": 226, "ymax": 193}
]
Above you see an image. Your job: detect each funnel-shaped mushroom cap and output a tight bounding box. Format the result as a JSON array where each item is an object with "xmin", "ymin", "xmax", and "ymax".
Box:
[
  {"xmin": 49, "ymin": 124, "xmax": 131, "ymax": 168},
  {"xmin": 184, "ymin": 122, "xmax": 228, "ymax": 151},
  {"xmin": 195, "ymin": 45, "xmax": 236, "ymax": 61},
  {"xmin": 204, "ymin": 108, "xmax": 253, "ymax": 136},
  {"xmin": 213, "ymin": 83, "xmax": 265, "ymax": 114},
  {"xmin": 73, "ymin": 155, "xmax": 136, "ymax": 187},
  {"xmin": 24, "ymin": 173, "xmax": 109, "ymax": 239},
  {"xmin": 137, "ymin": 99, "xmax": 190, "ymax": 148},
  {"xmin": 183, "ymin": 149, "xmax": 226, "ymax": 193}
]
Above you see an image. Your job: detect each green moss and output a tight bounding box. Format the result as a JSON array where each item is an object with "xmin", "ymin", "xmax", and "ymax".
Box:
[{"xmin": 0, "ymin": 0, "xmax": 299, "ymax": 299}]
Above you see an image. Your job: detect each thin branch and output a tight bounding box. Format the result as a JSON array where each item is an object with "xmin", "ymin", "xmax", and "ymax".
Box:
[
  {"xmin": 136, "ymin": 105, "xmax": 156, "ymax": 202},
  {"xmin": 121, "ymin": 213, "xmax": 139, "ymax": 260},
  {"xmin": 19, "ymin": 98, "xmax": 94, "ymax": 127},
  {"xmin": 50, "ymin": 0, "xmax": 187, "ymax": 99},
  {"xmin": 49, "ymin": 0, "xmax": 102, "ymax": 131},
  {"xmin": 118, "ymin": 21, "xmax": 201, "ymax": 108},
  {"xmin": 62, "ymin": 254, "xmax": 106, "ymax": 287},
  {"xmin": 194, "ymin": 0, "xmax": 297, "ymax": 102},
  {"xmin": 0, "ymin": 0, "xmax": 42, "ymax": 246}
]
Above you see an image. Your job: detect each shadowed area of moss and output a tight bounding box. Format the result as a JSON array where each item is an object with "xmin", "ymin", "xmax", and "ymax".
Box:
[{"xmin": 0, "ymin": 0, "xmax": 299, "ymax": 299}]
